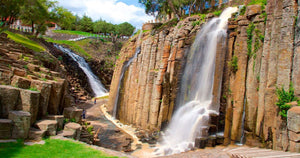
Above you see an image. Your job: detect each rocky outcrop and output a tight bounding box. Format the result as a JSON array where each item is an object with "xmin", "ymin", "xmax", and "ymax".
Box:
[
  {"xmin": 64, "ymin": 122, "xmax": 82, "ymax": 140},
  {"xmin": 222, "ymin": 0, "xmax": 299, "ymax": 152},
  {"xmin": 35, "ymin": 119, "xmax": 58, "ymax": 136},
  {"xmin": 0, "ymin": 119, "xmax": 13, "ymax": 139},
  {"xmin": 108, "ymin": 16, "xmax": 202, "ymax": 131}
]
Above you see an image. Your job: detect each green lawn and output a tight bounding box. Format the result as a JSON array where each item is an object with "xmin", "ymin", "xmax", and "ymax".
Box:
[
  {"xmin": 53, "ymin": 30, "xmax": 109, "ymax": 38},
  {"xmin": 0, "ymin": 139, "xmax": 119, "ymax": 158},
  {"xmin": 5, "ymin": 31, "xmax": 45, "ymax": 52},
  {"xmin": 45, "ymin": 37, "xmax": 91, "ymax": 59}
]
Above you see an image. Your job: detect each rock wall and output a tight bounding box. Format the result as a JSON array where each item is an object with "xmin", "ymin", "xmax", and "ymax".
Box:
[
  {"xmin": 223, "ymin": 0, "xmax": 300, "ymax": 151},
  {"xmin": 108, "ymin": 17, "xmax": 203, "ymax": 131}
]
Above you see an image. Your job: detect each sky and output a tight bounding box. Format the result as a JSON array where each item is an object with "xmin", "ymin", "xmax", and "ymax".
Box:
[{"xmin": 55, "ymin": 0, "xmax": 154, "ymax": 29}]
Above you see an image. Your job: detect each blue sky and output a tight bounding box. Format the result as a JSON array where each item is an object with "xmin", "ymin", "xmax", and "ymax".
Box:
[{"xmin": 55, "ymin": 0, "xmax": 153, "ymax": 29}]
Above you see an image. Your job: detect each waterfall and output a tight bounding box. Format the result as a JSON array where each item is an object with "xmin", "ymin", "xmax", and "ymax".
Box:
[
  {"xmin": 155, "ymin": 7, "xmax": 238, "ymax": 156},
  {"xmin": 55, "ymin": 45, "xmax": 108, "ymax": 97},
  {"xmin": 112, "ymin": 31, "xmax": 143, "ymax": 118}
]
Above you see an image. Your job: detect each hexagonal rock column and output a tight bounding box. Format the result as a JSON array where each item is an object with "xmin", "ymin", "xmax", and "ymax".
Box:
[
  {"xmin": 35, "ymin": 120, "xmax": 58, "ymax": 136},
  {"xmin": 0, "ymin": 119, "xmax": 13, "ymax": 139},
  {"xmin": 64, "ymin": 122, "xmax": 82, "ymax": 140},
  {"xmin": 31, "ymin": 80, "xmax": 52, "ymax": 119},
  {"xmin": 0, "ymin": 85, "xmax": 20, "ymax": 118},
  {"xmin": 46, "ymin": 115, "xmax": 64, "ymax": 130},
  {"xmin": 63, "ymin": 107, "xmax": 83, "ymax": 123},
  {"xmin": 28, "ymin": 128, "xmax": 46, "ymax": 141},
  {"xmin": 8, "ymin": 111, "xmax": 31, "ymax": 139},
  {"xmin": 287, "ymin": 106, "xmax": 300, "ymax": 152},
  {"xmin": 19, "ymin": 89, "xmax": 40, "ymax": 125}
]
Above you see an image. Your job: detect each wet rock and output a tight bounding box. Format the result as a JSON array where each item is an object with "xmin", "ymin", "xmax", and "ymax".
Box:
[
  {"xmin": 9, "ymin": 111, "xmax": 31, "ymax": 139},
  {"xmin": 0, "ymin": 119, "xmax": 13, "ymax": 139}
]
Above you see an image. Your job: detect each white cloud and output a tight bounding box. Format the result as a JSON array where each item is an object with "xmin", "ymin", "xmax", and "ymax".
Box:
[{"xmin": 56, "ymin": 0, "xmax": 154, "ymax": 29}]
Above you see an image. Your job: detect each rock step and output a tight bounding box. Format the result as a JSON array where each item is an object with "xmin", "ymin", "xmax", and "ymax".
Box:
[{"xmin": 224, "ymin": 147, "xmax": 300, "ymax": 158}]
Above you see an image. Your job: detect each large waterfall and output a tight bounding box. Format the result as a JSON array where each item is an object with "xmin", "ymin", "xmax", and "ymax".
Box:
[
  {"xmin": 112, "ymin": 31, "xmax": 143, "ymax": 118},
  {"xmin": 155, "ymin": 7, "xmax": 238, "ymax": 156},
  {"xmin": 55, "ymin": 45, "xmax": 108, "ymax": 97}
]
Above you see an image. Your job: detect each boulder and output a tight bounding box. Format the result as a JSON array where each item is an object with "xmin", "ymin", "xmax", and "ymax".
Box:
[
  {"xmin": 246, "ymin": 5, "xmax": 262, "ymax": 18},
  {"xmin": 28, "ymin": 128, "xmax": 46, "ymax": 141},
  {"xmin": 287, "ymin": 106, "xmax": 300, "ymax": 133},
  {"xmin": 289, "ymin": 131, "xmax": 300, "ymax": 142},
  {"xmin": 19, "ymin": 89, "xmax": 40, "ymax": 125},
  {"xmin": 0, "ymin": 85, "xmax": 20, "ymax": 118},
  {"xmin": 35, "ymin": 120, "xmax": 57, "ymax": 136},
  {"xmin": 64, "ymin": 122, "xmax": 82, "ymax": 140},
  {"xmin": 9, "ymin": 111, "xmax": 31, "ymax": 139},
  {"xmin": 63, "ymin": 107, "xmax": 83, "ymax": 123},
  {"xmin": 11, "ymin": 76, "xmax": 31, "ymax": 89},
  {"xmin": 0, "ymin": 119, "xmax": 13, "ymax": 139},
  {"xmin": 31, "ymin": 80, "xmax": 52, "ymax": 119},
  {"xmin": 46, "ymin": 115, "xmax": 64, "ymax": 130}
]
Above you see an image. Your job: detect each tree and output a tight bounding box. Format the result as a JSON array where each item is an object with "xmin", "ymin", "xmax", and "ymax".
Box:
[
  {"xmin": 116, "ymin": 22, "xmax": 135, "ymax": 37},
  {"xmin": 20, "ymin": 0, "xmax": 56, "ymax": 36},
  {"xmin": 0, "ymin": 0, "xmax": 25, "ymax": 26},
  {"xmin": 52, "ymin": 7, "xmax": 76, "ymax": 30},
  {"xmin": 78, "ymin": 15, "xmax": 93, "ymax": 32},
  {"xmin": 93, "ymin": 20, "xmax": 115, "ymax": 35}
]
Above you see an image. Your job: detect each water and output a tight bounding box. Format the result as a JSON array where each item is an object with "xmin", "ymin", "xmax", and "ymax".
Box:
[
  {"xmin": 55, "ymin": 44, "xmax": 108, "ymax": 97},
  {"xmin": 155, "ymin": 7, "xmax": 238, "ymax": 156},
  {"xmin": 112, "ymin": 31, "xmax": 143, "ymax": 118}
]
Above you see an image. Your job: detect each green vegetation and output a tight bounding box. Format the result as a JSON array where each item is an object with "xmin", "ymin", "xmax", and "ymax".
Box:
[
  {"xmin": 213, "ymin": 10, "xmax": 222, "ymax": 16},
  {"xmin": 192, "ymin": 14, "xmax": 206, "ymax": 27},
  {"xmin": 240, "ymin": 6, "xmax": 246, "ymax": 15},
  {"xmin": 28, "ymin": 86, "xmax": 39, "ymax": 92},
  {"xmin": 0, "ymin": 139, "xmax": 118, "ymax": 158},
  {"xmin": 45, "ymin": 37, "xmax": 91, "ymax": 59},
  {"xmin": 246, "ymin": 22, "xmax": 255, "ymax": 59},
  {"xmin": 52, "ymin": 30, "xmax": 105, "ymax": 37},
  {"xmin": 276, "ymin": 84, "xmax": 300, "ymax": 118},
  {"xmin": 5, "ymin": 31, "xmax": 45, "ymax": 52},
  {"xmin": 248, "ymin": 0, "xmax": 267, "ymax": 6},
  {"xmin": 229, "ymin": 55, "xmax": 238, "ymax": 73}
]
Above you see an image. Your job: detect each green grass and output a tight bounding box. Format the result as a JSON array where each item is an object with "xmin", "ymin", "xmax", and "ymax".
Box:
[
  {"xmin": 5, "ymin": 31, "xmax": 45, "ymax": 52},
  {"xmin": 248, "ymin": 0, "xmax": 267, "ymax": 5},
  {"xmin": 0, "ymin": 139, "xmax": 119, "ymax": 158},
  {"xmin": 53, "ymin": 30, "xmax": 108, "ymax": 38},
  {"xmin": 213, "ymin": 10, "xmax": 222, "ymax": 16},
  {"xmin": 45, "ymin": 37, "xmax": 91, "ymax": 59}
]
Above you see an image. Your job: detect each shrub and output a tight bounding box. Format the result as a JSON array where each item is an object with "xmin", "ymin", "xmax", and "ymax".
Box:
[
  {"xmin": 229, "ymin": 55, "xmax": 238, "ymax": 73},
  {"xmin": 29, "ymin": 86, "xmax": 38, "ymax": 92},
  {"xmin": 276, "ymin": 84, "xmax": 300, "ymax": 118},
  {"xmin": 213, "ymin": 10, "xmax": 222, "ymax": 16}
]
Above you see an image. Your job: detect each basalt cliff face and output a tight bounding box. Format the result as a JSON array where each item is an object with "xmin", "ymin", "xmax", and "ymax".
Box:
[{"xmin": 109, "ymin": 0, "xmax": 300, "ymax": 152}]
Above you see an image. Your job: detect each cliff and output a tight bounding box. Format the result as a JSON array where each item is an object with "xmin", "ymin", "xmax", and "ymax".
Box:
[{"xmin": 108, "ymin": 0, "xmax": 300, "ymax": 152}]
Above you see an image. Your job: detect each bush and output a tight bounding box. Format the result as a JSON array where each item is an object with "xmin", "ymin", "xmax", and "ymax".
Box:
[
  {"xmin": 229, "ymin": 55, "xmax": 238, "ymax": 73},
  {"xmin": 276, "ymin": 84, "xmax": 300, "ymax": 118}
]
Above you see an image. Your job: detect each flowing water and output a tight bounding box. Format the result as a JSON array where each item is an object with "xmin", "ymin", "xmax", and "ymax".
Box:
[
  {"xmin": 155, "ymin": 7, "xmax": 238, "ymax": 156},
  {"xmin": 112, "ymin": 31, "xmax": 143, "ymax": 118},
  {"xmin": 55, "ymin": 45, "xmax": 108, "ymax": 97}
]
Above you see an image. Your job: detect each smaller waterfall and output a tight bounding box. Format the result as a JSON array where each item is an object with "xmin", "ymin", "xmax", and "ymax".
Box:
[
  {"xmin": 55, "ymin": 45, "xmax": 108, "ymax": 97},
  {"xmin": 112, "ymin": 31, "xmax": 143, "ymax": 118}
]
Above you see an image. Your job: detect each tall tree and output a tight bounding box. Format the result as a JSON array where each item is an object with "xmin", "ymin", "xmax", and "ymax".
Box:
[
  {"xmin": 0, "ymin": 0, "xmax": 25, "ymax": 25},
  {"xmin": 78, "ymin": 15, "xmax": 93, "ymax": 32},
  {"xmin": 52, "ymin": 7, "xmax": 76, "ymax": 30},
  {"xmin": 116, "ymin": 22, "xmax": 135, "ymax": 37}
]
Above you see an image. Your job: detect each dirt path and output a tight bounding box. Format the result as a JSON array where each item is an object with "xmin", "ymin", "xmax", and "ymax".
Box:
[{"xmin": 77, "ymin": 99, "xmax": 134, "ymax": 153}]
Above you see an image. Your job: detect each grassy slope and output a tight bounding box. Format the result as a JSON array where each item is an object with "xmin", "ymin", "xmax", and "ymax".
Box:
[
  {"xmin": 0, "ymin": 139, "xmax": 119, "ymax": 158},
  {"xmin": 45, "ymin": 37, "xmax": 92, "ymax": 59},
  {"xmin": 53, "ymin": 30, "xmax": 108, "ymax": 38},
  {"xmin": 5, "ymin": 31, "xmax": 45, "ymax": 52}
]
